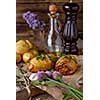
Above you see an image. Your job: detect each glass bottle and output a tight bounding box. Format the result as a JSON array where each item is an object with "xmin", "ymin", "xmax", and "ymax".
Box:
[{"xmin": 47, "ymin": 4, "xmax": 64, "ymax": 55}]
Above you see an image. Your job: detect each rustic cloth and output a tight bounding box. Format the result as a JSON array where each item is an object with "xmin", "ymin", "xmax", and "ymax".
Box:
[
  {"xmin": 16, "ymin": 55, "xmax": 83, "ymax": 100},
  {"xmin": 35, "ymin": 55, "xmax": 83, "ymax": 100}
]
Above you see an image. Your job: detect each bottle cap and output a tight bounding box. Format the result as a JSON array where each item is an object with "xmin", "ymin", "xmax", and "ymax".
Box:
[{"xmin": 49, "ymin": 4, "xmax": 57, "ymax": 14}]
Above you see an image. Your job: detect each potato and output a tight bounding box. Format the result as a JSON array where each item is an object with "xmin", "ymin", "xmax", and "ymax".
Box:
[
  {"xmin": 25, "ymin": 40, "xmax": 33, "ymax": 49},
  {"xmin": 23, "ymin": 52, "xmax": 34, "ymax": 63},
  {"xmin": 16, "ymin": 40, "xmax": 30, "ymax": 54},
  {"xmin": 16, "ymin": 53, "xmax": 21, "ymax": 63},
  {"xmin": 30, "ymin": 49, "xmax": 39, "ymax": 57}
]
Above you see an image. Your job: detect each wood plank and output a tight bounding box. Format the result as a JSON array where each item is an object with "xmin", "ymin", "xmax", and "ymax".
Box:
[
  {"xmin": 16, "ymin": 0, "xmax": 82, "ymax": 4},
  {"xmin": 16, "ymin": 21, "xmax": 83, "ymax": 33},
  {"xmin": 16, "ymin": 3, "xmax": 82, "ymax": 13},
  {"xmin": 16, "ymin": 0, "xmax": 83, "ymax": 32},
  {"xmin": 16, "ymin": 13, "xmax": 82, "ymax": 23}
]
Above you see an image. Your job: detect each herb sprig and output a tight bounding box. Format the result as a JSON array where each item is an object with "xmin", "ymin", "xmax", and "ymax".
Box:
[
  {"xmin": 30, "ymin": 71, "xmax": 83, "ymax": 100},
  {"xmin": 64, "ymin": 55, "xmax": 78, "ymax": 64},
  {"xmin": 36, "ymin": 55, "xmax": 45, "ymax": 60}
]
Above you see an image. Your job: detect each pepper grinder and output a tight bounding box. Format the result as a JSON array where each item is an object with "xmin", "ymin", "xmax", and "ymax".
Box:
[{"xmin": 63, "ymin": 1, "xmax": 80, "ymax": 54}]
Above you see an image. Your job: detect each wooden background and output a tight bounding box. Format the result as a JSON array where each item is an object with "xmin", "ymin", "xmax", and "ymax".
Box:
[{"xmin": 16, "ymin": 0, "xmax": 83, "ymax": 33}]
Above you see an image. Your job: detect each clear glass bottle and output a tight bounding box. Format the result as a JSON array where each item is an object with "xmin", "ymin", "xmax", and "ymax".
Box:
[{"xmin": 47, "ymin": 4, "xmax": 64, "ymax": 55}]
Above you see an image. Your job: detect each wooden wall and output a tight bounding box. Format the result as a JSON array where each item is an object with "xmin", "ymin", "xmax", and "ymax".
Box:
[{"xmin": 16, "ymin": 0, "xmax": 83, "ymax": 33}]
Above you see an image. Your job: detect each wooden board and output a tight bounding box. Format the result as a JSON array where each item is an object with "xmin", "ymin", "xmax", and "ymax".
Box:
[{"xmin": 16, "ymin": 0, "xmax": 83, "ymax": 33}]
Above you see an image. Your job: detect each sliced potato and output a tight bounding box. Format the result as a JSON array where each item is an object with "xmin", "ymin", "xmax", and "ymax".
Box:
[{"xmin": 28, "ymin": 54, "xmax": 55, "ymax": 72}]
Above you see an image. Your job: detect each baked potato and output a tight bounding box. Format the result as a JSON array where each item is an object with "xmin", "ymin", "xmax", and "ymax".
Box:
[
  {"xmin": 23, "ymin": 52, "xmax": 34, "ymax": 63},
  {"xmin": 25, "ymin": 40, "xmax": 33, "ymax": 49},
  {"xmin": 27, "ymin": 54, "xmax": 57, "ymax": 72},
  {"xmin": 30, "ymin": 49, "xmax": 39, "ymax": 57},
  {"xmin": 16, "ymin": 53, "xmax": 21, "ymax": 63},
  {"xmin": 16, "ymin": 40, "xmax": 30, "ymax": 54}
]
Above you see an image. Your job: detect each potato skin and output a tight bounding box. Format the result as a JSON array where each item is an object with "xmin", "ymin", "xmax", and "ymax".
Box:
[
  {"xmin": 29, "ymin": 49, "xmax": 39, "ymax": 57},
  {"xmin": 16, "ymin": 53, "xmax": 21, "ymax": 63},
  {"xmin": 25, "ymin": 40, "xmax": 33, "ymax": 49},
  {"xmin": 23, "ymin": 52, "xmax": 34, "ymax": 63},
  {"xmin": 16, "ymin": 40, "xmax": 30, "ymax": 54}
]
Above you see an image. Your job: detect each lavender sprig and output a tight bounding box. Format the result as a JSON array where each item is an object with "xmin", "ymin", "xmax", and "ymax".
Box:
[
  {"xmin": 29, "ymin": 71, "xmax": 47, "ymax": 81},
  {"xmin": 23, "ymin": 11, "xmax": 46, "ymax": 31}
]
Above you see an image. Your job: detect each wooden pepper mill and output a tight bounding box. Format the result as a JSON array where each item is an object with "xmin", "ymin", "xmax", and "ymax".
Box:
[{"xmin": 63, "ymin": 2, "xmax": 80, "ymax": 55}]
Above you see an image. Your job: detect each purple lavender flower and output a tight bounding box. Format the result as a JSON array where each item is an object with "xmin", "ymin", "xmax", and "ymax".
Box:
[
  {"xmin": 45, "ymin": 71, "xmax": 52, "ymax": 77},
  {"xmin": 23, "ymin": 11, "xmax": 37, "ymax": 21},
  {"xmin": 37, "ymin": 71, "xmax": 47, "ymax": 80},
  {"xmin": 52, "ymin": 71, "xmax": 62, "ymax": 80},
  {"xmin": 23, "ymin": 11, "xmax": 46, "ymax": 31},
  {"xmin": 29, "ymin": 71, "xmax": 47, "ymax": 81}
]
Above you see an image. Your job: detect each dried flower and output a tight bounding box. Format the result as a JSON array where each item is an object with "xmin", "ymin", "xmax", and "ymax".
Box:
[
  {"xmin": 23, "ymin": 11, "xmax": 46, "ymax": 31},
  {"xmin": 45, "ymin": 71, "xmax": 52, "ymax": 77}
]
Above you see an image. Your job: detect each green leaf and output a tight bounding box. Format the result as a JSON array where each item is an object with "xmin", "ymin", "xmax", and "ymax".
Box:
[
  {"xmin": 65, "ymin": 55, "xmax": 77, "ymax": 64},
  {"xmin": 31, "ymin": 80, "xmax": 41, "ymax": 85},
  {"xmin": 36, "ymin": 55, "xmax": 45, "ymax": 60},
  {"xmin": 46, "ymin": 81, "xmax": 59, "ymax": 87},
  {"xmin": 41, "ymin": 81, "xmax": 46, "ymax": 85},
  {"xmin": 66, "ymin": 55, "xmax": 72, "ymax": 60}
]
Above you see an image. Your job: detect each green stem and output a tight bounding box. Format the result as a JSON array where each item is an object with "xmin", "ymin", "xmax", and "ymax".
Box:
[
  {"xmin": 64, "ymin": 83, "xmax": 83, "ymax": 96},
  {"xmin": 60, "ymin": 79, "xmax": 83, "ymax": 96},
  {"xmin": 70, "ymin": 89, "xmax": 82, "ymax": 100},
  {"xmin": 71, "ymin": 89, "xmax": 83, "ymax": 100},
  {"xmin": 47, "ymin": 78, "xmax": 83, "ymax": 100}
]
